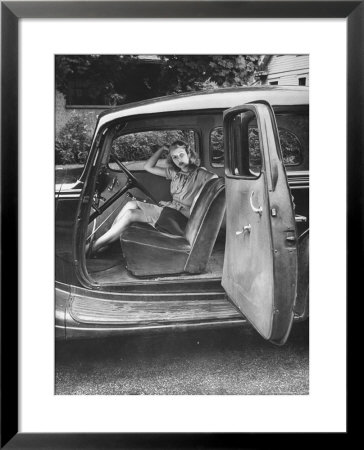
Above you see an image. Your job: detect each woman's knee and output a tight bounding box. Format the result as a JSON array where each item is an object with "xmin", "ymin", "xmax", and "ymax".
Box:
[
  {"xmin": 119, "ymin": 201, "xmax": 138, "ymax": 216},
  {"xmin": 123, "ymin": 208, "xmax": 135, "ymax": 223},
  {"xmin": 125, "ymin": 200, "xmax": 138, "ymax": 211},
  {"xmin": 114, "ymin": 201, "xmax": 138, "ymax": 223},
  {"xmin": 124, "ymin": 208, "xmax": 145, "ymax": 225}
]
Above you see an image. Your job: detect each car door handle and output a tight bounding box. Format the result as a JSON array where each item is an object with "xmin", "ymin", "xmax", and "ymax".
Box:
[
  {"xmin": 250, "ymin": 191, "xmax": 263, "ymax": 215},
  {"xmin": 236, "ymin": 224, "xmax": 251, "ymax": 235}
]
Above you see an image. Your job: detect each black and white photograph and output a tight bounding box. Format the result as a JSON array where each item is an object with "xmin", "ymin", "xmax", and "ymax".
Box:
[
  {"xmin": 55, "ymin": 54, "xmax": 309, "ymax": 395},
  {"xmin": 1, "ymin": 0, "xmax": 354, "ymax": 442}
]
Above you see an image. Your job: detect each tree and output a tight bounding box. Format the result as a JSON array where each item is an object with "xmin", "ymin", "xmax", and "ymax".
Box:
[
  {"xmin": 156, "ymin": 55, "xmax": 260, "ymax": 94},
  {"xmin": 55, "ymin": 114, "xmax": 93, "ymax": 164},
  {"xmin": 56, "ymin": 55, "xmax": 261, "ymax": 105},
  {"xmin": 56, "ymin": 55, "xmax": 141, "ymax": 105}
]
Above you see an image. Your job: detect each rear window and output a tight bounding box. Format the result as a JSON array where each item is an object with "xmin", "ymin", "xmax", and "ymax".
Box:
[{"xmin": 210, "ymin": 113, "xmax": 308, "ymax": 169}]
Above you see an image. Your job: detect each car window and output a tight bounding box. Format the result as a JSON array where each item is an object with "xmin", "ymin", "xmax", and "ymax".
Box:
[
  {"xmin": 109, "ymin": 129, "xmax": 198, "ymax": 171},
  {"xmin": 226, "ymin": 111, "xmax": 262, "ymax": 178},
  {"xmin": 248, "ymin": 126, "xmax": 262, "ymax": 175},
  {"xmin": 210, "ymin": 113, "xmax": 307, "ymax": 169}
]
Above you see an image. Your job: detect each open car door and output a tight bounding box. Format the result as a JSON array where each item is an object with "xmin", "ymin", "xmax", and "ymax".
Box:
[{"xmin": 222, "ymin": 102, "xmax": 298, "ymax": 345}]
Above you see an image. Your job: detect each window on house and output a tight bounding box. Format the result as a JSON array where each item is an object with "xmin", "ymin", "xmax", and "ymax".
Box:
[
  {"xmin": 269, "ymin": 81, "xmax": 279, "ymax": 85},
  {"xmin": 298, "ymin": 77, "xmax": 306, "ymax": 86}
]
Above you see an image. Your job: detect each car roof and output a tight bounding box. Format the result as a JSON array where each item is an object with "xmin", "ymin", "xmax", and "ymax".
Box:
[{"xmin": 96, "ymin": 86, "xmax": 309, "ymax": 130}]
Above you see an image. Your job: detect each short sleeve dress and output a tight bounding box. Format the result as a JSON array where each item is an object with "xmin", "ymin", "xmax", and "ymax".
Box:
[{"xmin": 135, "ymin": 166, "xmax": 216, "ymax": 229}]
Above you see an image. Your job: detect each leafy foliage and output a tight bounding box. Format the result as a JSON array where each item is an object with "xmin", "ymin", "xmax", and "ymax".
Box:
[
  {"xmin": 55, "ymin": 115, "xmax": 93, "ymax": 164},
  {"xmin": 157, "ymin": 55, "xmax": 260, "ymax": 94},
  {"xmin": 210, "ymin": 127, "xmax": 224, "ymax": 166},
  {"xmin": 278, "ymin": 128, "xmax": 303, "ymax": 165},
  {"xmin": 55, "ymin": 55, "xmax": 262, "ymax": 165},
  {"xmin": 56, "ymin": 55, "xmax": 261, "ymax": 105},
  {"xmin": 209, "ymin": 125, "xmax": 303, "ymax": 170},
  {"xmin": 112, "ymin": 130, "xmax": 196, "ymax": 162},
  {"xmin": 56, "ymin": 55, "xmax": 161, "ymax": 105}
]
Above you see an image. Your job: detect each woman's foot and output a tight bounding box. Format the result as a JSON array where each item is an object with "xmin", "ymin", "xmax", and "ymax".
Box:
[
  {"xmin": 85, "ymin": 238, "xmax": 108, "ymax": 258},
  {"xmin": 85, "ymin": 238, "xmax": 95, "ymax": 258}
]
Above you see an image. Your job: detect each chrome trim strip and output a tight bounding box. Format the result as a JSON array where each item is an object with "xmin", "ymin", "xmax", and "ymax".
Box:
[
  {"xmin": 55, "ymin": 281, "xmax": 71, "ymax": 290},
  {"xmin": 71, "ymin": 291, "xmax": 225, "ymax": 303},
  {"xmin": 94, "ymin": 277, "xmax": 223, "ymax": 288},
  {"xmin": 55, "ymin": 193, "xmax": 81, "ymax": 198},
  {"xmin": 70, "ymin": 288, "xmax": 225, "ymax": 298},
  {"xmin": 65, "ymin": 319, "xmax": 246, "ymax": 332}
]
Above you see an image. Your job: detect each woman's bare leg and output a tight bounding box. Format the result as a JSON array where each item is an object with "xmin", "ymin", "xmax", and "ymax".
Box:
[
  {"xmin": 86, "ymin": 201, "xmax": 142, "ymax": 255},
  {"xmin": 112, "ymin": 200, "xmax": 138, "ymax": 226},
  {"xmin": 86, "ymin": 200, "xmax": 138, "ymax": 254},
  {"xmin": 92, "ymin": 208, "xmax": 147, "ymax": 253}
]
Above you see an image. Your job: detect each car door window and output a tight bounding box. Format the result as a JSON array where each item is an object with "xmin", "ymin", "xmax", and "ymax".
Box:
[{"xmin": 226, "ymin": 111, "xmax": 263, "ymax": 178}]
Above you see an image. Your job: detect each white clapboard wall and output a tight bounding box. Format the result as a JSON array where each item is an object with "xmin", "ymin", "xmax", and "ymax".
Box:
[{"xmin": 264, "ymin": 55, "xmax": 309, "ymax": 86}]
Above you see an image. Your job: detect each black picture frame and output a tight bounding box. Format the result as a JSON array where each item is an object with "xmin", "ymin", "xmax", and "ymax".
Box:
[{"xmin": 1, "ymin": 1, "xmax": 357, "ymax": 447}]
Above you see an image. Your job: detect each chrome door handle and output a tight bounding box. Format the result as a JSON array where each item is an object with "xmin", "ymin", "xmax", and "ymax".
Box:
[
  {"xmin": 250, "ymin": 191, "xmax": 263, "ymax": 215},
  {"xmin": 236, "ymin": 224, "xmax": 251, "ymax": 236}
]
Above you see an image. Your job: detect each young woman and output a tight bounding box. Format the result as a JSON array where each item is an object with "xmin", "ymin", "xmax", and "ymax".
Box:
[{"xmin": 87, "ymin": 140, "xmax": 217, "ymax": 256}]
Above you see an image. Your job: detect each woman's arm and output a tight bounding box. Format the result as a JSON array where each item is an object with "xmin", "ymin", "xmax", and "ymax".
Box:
[{"xmin": 144, "ymin": 146, "xmax": 168, "ymax": 177}]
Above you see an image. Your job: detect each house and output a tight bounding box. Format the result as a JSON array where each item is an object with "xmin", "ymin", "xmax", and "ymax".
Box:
[{"xmin": 254, "ymin": 55, "xmax": 309, "ymax": 86}]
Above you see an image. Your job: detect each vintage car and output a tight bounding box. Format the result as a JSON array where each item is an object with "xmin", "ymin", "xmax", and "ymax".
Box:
[{"xmin": 55, "ymin": 86, "xmax": 309, "ymax": 345}]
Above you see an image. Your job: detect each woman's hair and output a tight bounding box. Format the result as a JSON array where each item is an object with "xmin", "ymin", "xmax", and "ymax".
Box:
[{"xmin": 166, "ymin": 140, "xmax": 201, "ymax": 171}]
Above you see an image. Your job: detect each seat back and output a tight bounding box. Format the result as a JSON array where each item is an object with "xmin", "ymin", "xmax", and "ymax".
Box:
[{"xmin": 184, "ymin": 177, "xmax": 226, "ymax": 273}]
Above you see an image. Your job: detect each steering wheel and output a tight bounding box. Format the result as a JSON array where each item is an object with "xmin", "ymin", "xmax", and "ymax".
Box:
[
  {"xmin": 89, "ymin": 154, "xmax": 159, "ymax": 223},
  {"xmin": 109, "ymin": 153, "xmax": 159, "ymax": 205}
]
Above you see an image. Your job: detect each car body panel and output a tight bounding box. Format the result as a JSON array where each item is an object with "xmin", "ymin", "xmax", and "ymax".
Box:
[
  {"xmin": 295, "ymin": 229, "xmax": 309, "ymax": 320},
  {"xmin": 222, "ymin": 103, "xmax": 298, "ymax": 344},
  {"xmin": 55, "ymin": 282, "xmax": 70, "ymax": 340},
  {"xmin": 64, "ymin": 284, "xmax": 245, "ymax": 340}
]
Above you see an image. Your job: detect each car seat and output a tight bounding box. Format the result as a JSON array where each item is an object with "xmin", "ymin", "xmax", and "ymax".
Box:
[{"xmin": 120, "ymin": 177, "xmax": 226, "ymax": 276}]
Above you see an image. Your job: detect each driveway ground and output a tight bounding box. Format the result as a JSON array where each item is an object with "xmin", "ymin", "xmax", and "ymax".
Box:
[{"xmin": 55, "ymin": 321, "xmax": 309, "ymax": 395}]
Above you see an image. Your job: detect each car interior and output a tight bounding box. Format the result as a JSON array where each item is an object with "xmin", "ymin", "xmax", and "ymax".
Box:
[{"xmin": 84, "ymin": 110, "xmax": 309, "ymax": 286}]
